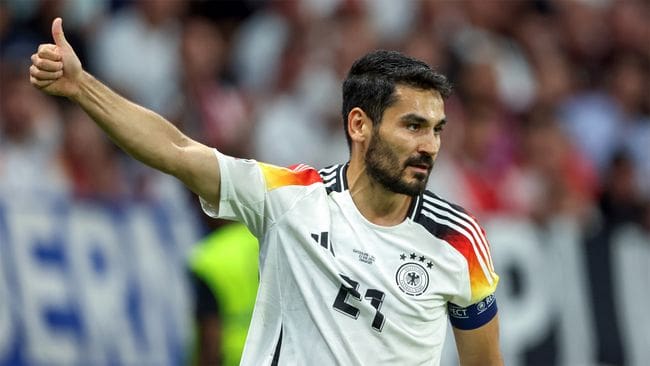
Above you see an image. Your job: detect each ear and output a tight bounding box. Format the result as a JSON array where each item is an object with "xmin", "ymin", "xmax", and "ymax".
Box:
[{"xmin": 347, "ymin": 107, "xmax": 373, "ymax": 144}]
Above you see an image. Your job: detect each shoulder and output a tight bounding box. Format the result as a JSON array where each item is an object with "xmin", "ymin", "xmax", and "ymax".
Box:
[
  {"xmin": 254, "ymin": 162, "xmax": 348, "ymax": 193},
  {"xmin": 417, "ymin": 191, "xmax": 498, "ymax": 294},
  {"xmin": 413, "ymin": 191, "xmax": 489, "ymax": 256},
  {"xmin": 257, "ymin": 162, "xmax": 323, "ymax": 191}
]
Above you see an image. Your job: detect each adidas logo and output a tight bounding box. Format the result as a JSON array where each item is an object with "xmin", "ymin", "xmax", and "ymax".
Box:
[{"xmin": 311, "ymin": 231, "xmax": 335, "ymax": 257}]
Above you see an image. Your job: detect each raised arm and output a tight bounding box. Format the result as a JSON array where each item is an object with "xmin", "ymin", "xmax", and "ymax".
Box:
[{"xmin": 29, "ymin": 18, "xmax": 220, "ymax": 205}]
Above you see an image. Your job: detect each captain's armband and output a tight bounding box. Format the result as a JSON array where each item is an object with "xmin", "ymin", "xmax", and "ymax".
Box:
[{"xmin": 448, "ymin": 294, "xmax": 498, "ymax": 330}]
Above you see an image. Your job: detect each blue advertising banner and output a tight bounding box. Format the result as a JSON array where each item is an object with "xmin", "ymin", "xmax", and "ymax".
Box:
[{"xmin": 0, "ymin": 196, "xmax": 201, "ymax": 366}]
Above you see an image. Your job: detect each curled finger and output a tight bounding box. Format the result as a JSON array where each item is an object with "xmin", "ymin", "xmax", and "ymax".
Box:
[
  {"xmin": 32, "ymin": 54, "xmax": 63, "ymax": 72},
  {"xmin": 37, "ymin": 44, "xmax": 62, "ymax": 61},
  {"xmin": 37, "ymin": 43, "xmax": 57, "ymax": 54},
  {"xmin": 30, "ymin": 75, "xmax": 55, "ymax": 89},
  {"xmin": 30, "ymin": 65, "xmax": 63, "ymax": 80}
]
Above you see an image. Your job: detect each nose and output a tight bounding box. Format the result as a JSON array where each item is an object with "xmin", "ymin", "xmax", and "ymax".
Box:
[{"xmin": 417, "ymin": 130, "xmax": 440, "ymax": 157}]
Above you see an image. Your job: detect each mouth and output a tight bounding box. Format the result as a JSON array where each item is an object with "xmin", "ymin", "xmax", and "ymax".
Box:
[
  {"xmin": 407, "ymin": 164, "xmax": 430, "ymax": 174},
  {"xmin": 404, "ymin": 154, "xmax": 434, "ymax": 176}
]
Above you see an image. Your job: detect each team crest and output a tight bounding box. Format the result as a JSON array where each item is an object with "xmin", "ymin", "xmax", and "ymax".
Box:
[{"xmin": 395, "ymin": 262, "xmax": 429, "ymax": 296}]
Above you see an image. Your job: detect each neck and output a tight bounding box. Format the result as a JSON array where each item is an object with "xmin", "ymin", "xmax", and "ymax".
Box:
[{"xmin": 346, "ymin": 159, "xmax": 413, "ymax": 226}]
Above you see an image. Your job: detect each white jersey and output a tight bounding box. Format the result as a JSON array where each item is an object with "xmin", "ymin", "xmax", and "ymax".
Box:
[{"xmin": 201, "ymin": 150, "xmax": 499, "ymax": 366}]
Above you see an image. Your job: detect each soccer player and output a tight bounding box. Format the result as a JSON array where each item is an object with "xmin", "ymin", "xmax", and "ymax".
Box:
[{"xmin": 30, "ymin": 18, "xmax": 503, "ymax": 365}]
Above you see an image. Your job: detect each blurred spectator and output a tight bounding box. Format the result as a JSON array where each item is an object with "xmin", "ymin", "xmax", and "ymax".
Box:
[
  {"xmin": 517, "ymin": 105, "xmax": 598, "ymax": 224},
  {"xmin": 55, "ymin": 104, "xmax": 130, "ymax": 201},
  {"xmin": 400, "ymin": 27, "xmax": 450, "ymax": 78},
  {"xmin": 450, "ymin": 1, "xmax": 536, "ymax": 113},
  {"xmin": 229, "ymin": 0, "xmax": 305, "ymax": 96},
  {"xmin": 555, "ymin": 0, "xmax": 612, "ymax": 84},
  {"xmin": 559, "ymin": 92, "xmax": 621, "ymax": 179},
  {"xmin": 251, "ymin": 32, "xmax": 332, "ymax": 167},
  {"xmin": 513, "ymin": 10, "xmax": 577, "ymax": 107},
  {"xmin": 610, "ymin": 1, "xmax": 650, "ymax": 59},
  {"xmin": 598, "ymin": 152, "xmax": 645, "ymax": 229},
  {"xmin": 606, "ymin": 54, "xmax": 650, "ymax": 200},
  {"xmin": 2, "ymin": 0, "xmax": 90, "ymax": 67},
  {"xmin": 176, "ymin": 15, "xmax": 252, "ymax": 158},
  {"xmin": 89, "ymin": 0, "xmax": 185, "ymax": 116},
  {"xmin": 428, "ymin": 61, "xmax": 522, "ymax": 218},
  {"xmin": 0, "ymin": 63, "xmax": 65, "ymax": 196},
  {"xmin": 559, "ymin": 53, "xmax": 650, "ymax": 194},
  {"xmin": 250, "ymin": 3, "xmax": 374, "ymax": 168}
]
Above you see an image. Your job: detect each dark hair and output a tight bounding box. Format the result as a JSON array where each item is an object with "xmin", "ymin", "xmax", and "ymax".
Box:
[{"xmin": 341, "ymin": 50, "xmax": 452, "ymax": 148}]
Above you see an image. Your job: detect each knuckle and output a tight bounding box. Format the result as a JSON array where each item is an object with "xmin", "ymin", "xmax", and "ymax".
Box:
[
  {"xmin": 30, "ymin": 67, "xmax": 45, "ymax": 79},
  {"xmin": 29, "ymin": 76, "xmax": 42, "ymax": 87}
]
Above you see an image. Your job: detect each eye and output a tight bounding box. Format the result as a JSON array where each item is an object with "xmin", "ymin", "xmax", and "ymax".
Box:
[
  {"xmin": 434, "ymin": 124, "xmax": 445, "ymax": 134},
  {"xmin": 407, "ymin": 123, "xmax": 420, "ymax": 131}
]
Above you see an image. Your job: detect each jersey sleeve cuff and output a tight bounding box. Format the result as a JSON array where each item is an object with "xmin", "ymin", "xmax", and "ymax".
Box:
[{"xmin": 199, "ymin": 149, "xmax": 233, "ymax": 219}]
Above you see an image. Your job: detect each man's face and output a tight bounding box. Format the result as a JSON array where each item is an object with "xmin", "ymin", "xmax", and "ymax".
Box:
[{"xmin": 364, "ymin": 86, "xmax": 446, "ymax": 196}]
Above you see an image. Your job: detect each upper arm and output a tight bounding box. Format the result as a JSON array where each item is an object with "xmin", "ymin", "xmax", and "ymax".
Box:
[
  {"xmin": 452, "ymin": 314, "xmax": 503, "ymax": 366},
  {"xmin": 173, "ymin": 141, "xmax": 221, "ymax": 206}
]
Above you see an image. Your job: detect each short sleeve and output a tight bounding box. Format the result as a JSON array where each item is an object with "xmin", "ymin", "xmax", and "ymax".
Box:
[
  {"xmin": 441, "ymin": 209, "xmax": 499, "ymax": 307},
  {"xmin": 443, "ymin": 209, "xmax": 499, "ymax": 329},
  {"xmin": 200, "ymin": 150, "xmax": 268, "ymax": 236},
  {"xmin": 199, "ymin": 149, "xmax": 322, "ymax": 238}
]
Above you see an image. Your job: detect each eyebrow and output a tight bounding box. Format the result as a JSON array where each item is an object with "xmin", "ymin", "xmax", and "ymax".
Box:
[{"xmin": 400, "ymin": 113, "xmax": 447, "ymax": 126}]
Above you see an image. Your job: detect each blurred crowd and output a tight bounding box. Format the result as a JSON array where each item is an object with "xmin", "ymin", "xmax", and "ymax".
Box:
[{"xmin": 1, "ymin": 0, "xmax": 649, "ymax": 234}]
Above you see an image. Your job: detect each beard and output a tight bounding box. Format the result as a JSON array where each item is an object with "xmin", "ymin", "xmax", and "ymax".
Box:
[{"xmin": 364, "ymin": 129, "xmax": 433, "ymax": 196}]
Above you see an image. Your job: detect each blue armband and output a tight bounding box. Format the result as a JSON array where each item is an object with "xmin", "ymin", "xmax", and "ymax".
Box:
[{"xmin": 448, "ymin": 294, "xmax": 498, "ymax": 330}]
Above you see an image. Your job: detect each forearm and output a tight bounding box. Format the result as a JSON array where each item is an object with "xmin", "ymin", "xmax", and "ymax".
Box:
[{"xmin": 71, "ymin": 71, "xmax": 188, "ymax": 176}]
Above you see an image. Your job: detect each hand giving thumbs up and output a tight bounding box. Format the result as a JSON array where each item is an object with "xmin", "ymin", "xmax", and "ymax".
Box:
[{"xmin": 30, "ymin": 17, "xmax": 83, "ymax": 98}]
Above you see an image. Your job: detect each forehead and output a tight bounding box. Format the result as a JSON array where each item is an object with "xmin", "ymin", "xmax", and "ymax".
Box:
[{"xmin": 385, "ymin": 85, "xmax": 445, "ymax": 122}]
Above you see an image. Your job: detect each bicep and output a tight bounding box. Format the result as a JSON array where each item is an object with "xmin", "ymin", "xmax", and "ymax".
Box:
[
  {"xmin": 173, "ymin": 141, "xmax": 221, "ymax": 206},
  {"xmin": 452, "ymin": 314, "xmax": 503, "ymax": 366}
]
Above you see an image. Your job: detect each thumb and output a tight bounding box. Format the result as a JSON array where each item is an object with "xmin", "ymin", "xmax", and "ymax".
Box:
[{"xmin": 51, "ymin": 17, "xmax": 69, "ymax": 48}]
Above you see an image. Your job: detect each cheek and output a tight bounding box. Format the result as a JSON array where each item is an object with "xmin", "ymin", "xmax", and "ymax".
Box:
[
  {"xmin": 388, "ymin": 131, "xmax": 413, "ymax": 150},
  {"xmin": 386, "ymin": 138, "xmax": 411, "ymax": 159}
]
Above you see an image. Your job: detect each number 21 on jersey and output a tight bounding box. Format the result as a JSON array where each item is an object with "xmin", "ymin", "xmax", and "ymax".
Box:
[{"xmin": 332, "ymin": 274, "xmax": 386, "ymax": 332}]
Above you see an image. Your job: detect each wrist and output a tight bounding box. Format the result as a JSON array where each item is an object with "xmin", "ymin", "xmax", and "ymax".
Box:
[{"xmin": 69, "ymin": 71, "xmax": 91, "ymax": 103}]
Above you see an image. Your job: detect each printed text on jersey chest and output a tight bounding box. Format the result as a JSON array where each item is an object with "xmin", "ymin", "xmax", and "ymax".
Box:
[{"xmin": 353, "ymin": 249, "xmax": 375, "ymax": 265}]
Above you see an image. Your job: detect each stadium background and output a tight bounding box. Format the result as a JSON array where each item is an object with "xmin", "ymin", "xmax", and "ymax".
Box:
[{"xmin": 0, "ymin": 0, "xmax": 648, "ymax": 365}]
